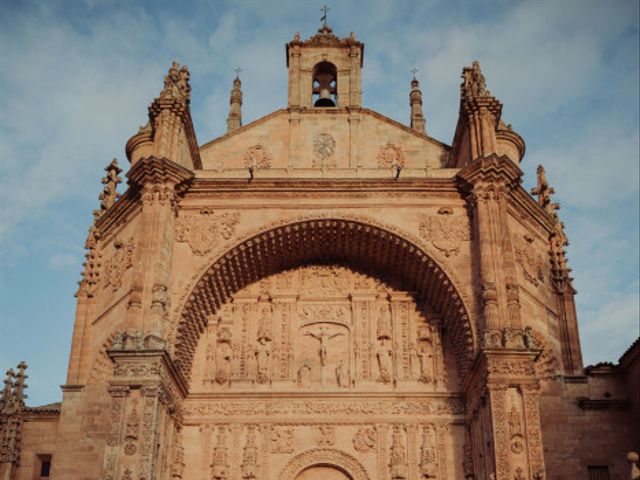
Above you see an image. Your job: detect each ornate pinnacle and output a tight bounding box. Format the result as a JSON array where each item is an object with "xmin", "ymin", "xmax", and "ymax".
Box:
[
  {"xmin": 461, "ymin": 60, "xmax": 490, "ymax": 99},
  {"xmin": 531, "ymin": 165, "xmax": 560, "ymax": 217},
  {"xmin": 12, "ymin": 361, "xmax": 28, "ymax": 407},
  {"xmin": 159, "ymin": 61, "xmax": 191, "ymax": 104},
  {"xmin": 99, "ymin": 159, "xmax": 123, "ymax": 212},
  {"xmin": 0, "ymin": 368, "xmax": 15, "ymax": 412}
]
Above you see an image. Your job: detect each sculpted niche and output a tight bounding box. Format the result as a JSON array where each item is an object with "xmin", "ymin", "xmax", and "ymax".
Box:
[{"xmin": 189, "ymin": 264, "xmax": 460, "ymax": 392}]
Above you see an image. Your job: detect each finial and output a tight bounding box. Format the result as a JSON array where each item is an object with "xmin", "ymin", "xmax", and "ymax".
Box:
[
  {"xmin": 233, "ymin": 67, "xmax": 242, "ymax": 80},
  {"xmin": 227, "ymin": 72, "xmax": 243, "ymax": 133},
  {"xmin": 531, "ymin": 165, "xmax": 559, "ymax": 217},
  {"xmin": 159, "ymin": 61, "xmax": 191, "ymax": 104},
  {"xmin": 461, "ymin": 60, "xmax": 490, "ymax": 99},
  {"xmin": 320, "ymin": 5, "xmax": 330, "ymax": 27},
  {"xmin": 411, "ymin": 68, "xmax": 419, "ymax": 81},
  {"xmin": 98, "ymin": 159, "xmax": 123, "ymax": 213}
]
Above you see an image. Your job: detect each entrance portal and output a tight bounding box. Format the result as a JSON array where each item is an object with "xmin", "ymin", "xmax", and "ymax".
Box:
[{"xmin": 295, "ymin": 466, "xmax": 352, "ymax": 480}]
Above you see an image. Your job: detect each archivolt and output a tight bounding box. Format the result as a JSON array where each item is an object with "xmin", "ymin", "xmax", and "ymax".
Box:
[
  {"xmin": 278, "ymin": 448, "xmax": 369, "ymax": 480},
  {"xmin": 175, "ymin": 218, "xmax": 475, "ymax": 383}
]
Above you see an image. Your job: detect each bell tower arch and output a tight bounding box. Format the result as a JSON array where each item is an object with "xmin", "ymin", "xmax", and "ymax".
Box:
[{"xmin": 286, "ymin": 25, "xmax": 363, "ymax": 109}]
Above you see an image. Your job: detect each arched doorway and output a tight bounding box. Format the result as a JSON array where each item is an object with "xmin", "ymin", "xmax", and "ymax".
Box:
[{"xmin": 295, "ymin": 466, "xmax": 352, "ymax": 480}]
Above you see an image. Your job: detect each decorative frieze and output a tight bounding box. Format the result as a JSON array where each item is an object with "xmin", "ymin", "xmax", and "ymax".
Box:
[{"xmin": 174, "ymin": 210, "xmax": 239, "ymax": 256}]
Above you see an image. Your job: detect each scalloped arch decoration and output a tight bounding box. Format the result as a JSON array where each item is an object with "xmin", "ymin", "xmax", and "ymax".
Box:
[
  {"xmin": 279, "ymin": 448, "xmax": 369, "ymax": 480},
  {"xmin": 175, "ymin": 218, "xmax": 475, "ymax": 383}
]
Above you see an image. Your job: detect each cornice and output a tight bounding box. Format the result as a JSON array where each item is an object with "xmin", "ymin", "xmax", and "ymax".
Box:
[
  {"xmin": 456, "ymin": 154, "xmax": 523, "ymax": 189},
  {"xmin": 127, "ymin": 156, "xmax": 195, "ymax": 187}
]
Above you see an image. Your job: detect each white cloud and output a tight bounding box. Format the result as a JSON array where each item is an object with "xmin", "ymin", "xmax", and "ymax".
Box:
[{"xmin": 48, "ymin": 253, "xmax": 79, "ymax": 269}]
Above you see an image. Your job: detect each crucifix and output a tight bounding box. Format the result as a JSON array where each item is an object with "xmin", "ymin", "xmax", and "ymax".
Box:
[
  {"xmin": 305, "ymin": 326, "xmax": 344, "ymax": 385},
  {"xmin": 320, "ymin": 5, "xmax": 330, "ymax": 27}
]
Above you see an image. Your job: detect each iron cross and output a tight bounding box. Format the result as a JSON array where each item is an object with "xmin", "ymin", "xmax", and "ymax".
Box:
[
  {"xmin": 411, "ymin": 68, "xmax": 419, "ymax": 79},
  {"xmin": 234, "ymin": 67, "xmax": 242, "ymax": 79},
  {"xmin": 320, "ymin": 5, "xmax": 330, "ymax": 26}
]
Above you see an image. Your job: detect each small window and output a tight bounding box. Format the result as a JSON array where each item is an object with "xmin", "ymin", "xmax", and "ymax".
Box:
[
  {"xmin": 37, "ymin": 454, "xmax": 52, "ymax": 478},
  {"xmin": 588, "ymin": 465, "xmax": 610, "ymax": 480}
]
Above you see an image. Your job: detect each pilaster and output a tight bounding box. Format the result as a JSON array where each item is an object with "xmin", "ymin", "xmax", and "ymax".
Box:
[
  {"xmin": 458, "ymin": 154, "xmax": 523, "ymax": 332},
  {"xmin": 126, "ymin": 157, "xmax": 193, "ymax": 338},
  {"xmin": 102, "ymin": 335, "xmax": 187, "ymax": 480}
]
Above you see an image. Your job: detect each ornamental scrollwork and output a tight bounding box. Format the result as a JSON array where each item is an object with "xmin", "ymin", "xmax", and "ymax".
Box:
[{"xmin": 175, "ymin": 210, "xmax": 240, "ymax": 256}]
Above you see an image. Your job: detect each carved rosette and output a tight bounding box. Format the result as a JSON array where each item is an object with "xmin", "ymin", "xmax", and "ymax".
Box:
[
  {"xmin": 377, "ymin": 143, "xmax": 405, "ymax": 169},
  {"xmin": 174, "ymin": 210, "xmax": 240, "ymax": 256},
  {"xmin": 419, "ymin": 208, "xmax": 471, "ymax": 257}
]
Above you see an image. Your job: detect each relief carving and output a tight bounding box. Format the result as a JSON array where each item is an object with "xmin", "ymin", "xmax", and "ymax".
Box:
[
  {"xmin": 175, "ymin": 210, "xmax": 239, "ymax": 256},
  {"xmin": 123, "ymin": 398, "xmax": 140, "ymax": 456},
  {"xmin": 390, "ymin": 424, "xmax": 408, "ymax": 480},
  {"xmin": 103, "ymin": 237, "xmax": 135, "ymax": 291},
  {"xmin": 377, "ymin": 143, "xmax": 405, "ymax": 169},
  {"xmin": 315, "ymin": 425, "xmax": 336, "ymax": 446},
  {"xmin": 243, "ymin": 144, "xmax": 272, "ymax": 170},
  {"xmin": 270, "ymin": 427, "xmax": 294, "ymax": 454},
  {"xmin": 419, "ymin": 424, "xmax": 438, "ymax": 478},
  {"xmin": 211, "ymin": 426, "xmax": 229, "ymax": 480},
  {"xmin": 353, "ymin": 426, "xmax": 377, "ymax": 453},
  {"xmin": 241, "ymin": 425, "xmax": 259, "ymax": 480},
  {"xmin": 312, "ymin": 133, "xmax": 336, "ymax": 167},
  {"xmin": 419, "ymin": 208, "xmax": 470, "ymax": 257},
  {"xmin": 513, "ymin": 234, "xmax": 545, "ymax": 287}
]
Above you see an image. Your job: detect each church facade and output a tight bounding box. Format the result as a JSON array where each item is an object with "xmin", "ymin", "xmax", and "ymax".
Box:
[{"xmin": 1, "ymin": 25, "xmax": 638, "ymax": 480}]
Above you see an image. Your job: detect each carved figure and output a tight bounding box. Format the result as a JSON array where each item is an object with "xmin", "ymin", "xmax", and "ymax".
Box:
[
  {"xmin": 255, "ymin": 336, "xmax": 272, "ymax": 385},
  {"xmin": 296, "ymin": 363, "xmax": 312, "ymax": 388},
  {"xmin": 305, "ymin": 326, "xmax": 344, "ymax": 367},
  {"xmin": 514, "ymin": 467, "xmax": 526, "ymax": 480},
  {"xmin": 418, "ymin": 341, "xmax": 435, "ymax": 384},
  {"xmin": 523, "ymin": 327, "xmax": 539, "ymax": 349},
  {"xmin": 335, "ymin": 360, "xmax": 350, "ymax": 388},
  {"xmin": 376, "ymin": 339, "xmax": 394, "ymax": 384}
]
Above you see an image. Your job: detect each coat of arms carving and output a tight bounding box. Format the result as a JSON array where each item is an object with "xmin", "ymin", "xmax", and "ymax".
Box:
[
  {"xmin": 175, "ymin": 210, "xmax": 240, "ymax": 256},
  {"xmin": 312, "ymin": 133, "xmax": 336, "ymax": 167},
  {"xmin": 243, "ymin": 144, "xmax": 272, "ymax": 170},
  {"xmin": 513, "ymin": 234, "xmax": 545, "ymax": 286},
  {"xmin": 377, "ymin": 143, "xmax": 405, "ymax": 169},
  {"xmin": 104, "ymin": 237, "xmax": 135, "ymax": 291},
  {"xmin": 419, "ymin": 208, "xmax": 470, "ymax": 257}
]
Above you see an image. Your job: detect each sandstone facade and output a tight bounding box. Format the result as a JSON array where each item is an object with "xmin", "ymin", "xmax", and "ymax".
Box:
[{"xmin": 1, "ymin": 25, "xmax": 638, "ymax": 480}]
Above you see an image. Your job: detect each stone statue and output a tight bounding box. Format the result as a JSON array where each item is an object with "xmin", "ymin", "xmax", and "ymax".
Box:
[
  {"xmin": 335, "ymin": 360, "xmax": 350, "ymax": 388},
  {"xmin": 255, "ymin": 336, "xmax": 271, "ymax": 384},
  {"xmin": 417, "ymin": 341, "xmax": 435, "ymax": 384},
  {"xmin": 376, "ymin": 339, "xmax": 394, "ymax": 384},
  {"xmin": 215, "ymin": 328, "xmax": 233, "ymax": 385}
]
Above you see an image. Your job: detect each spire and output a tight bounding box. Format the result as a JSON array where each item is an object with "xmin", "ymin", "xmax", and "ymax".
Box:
[
  {"xmin": 461, "ymin": 60, "xmax": 490, "ymax": 99},
  {"xmin": 410, "ymin": 70, "xmax": 426, "ymax": 134},
  {"xmin": 227, "ymin": 71, "xmax": 243, "ymax": 133}
]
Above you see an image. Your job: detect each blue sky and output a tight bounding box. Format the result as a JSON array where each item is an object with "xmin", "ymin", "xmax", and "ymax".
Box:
[{"xmin": 0, "ymin": 0, "xmax": 638, "ymax": 406}]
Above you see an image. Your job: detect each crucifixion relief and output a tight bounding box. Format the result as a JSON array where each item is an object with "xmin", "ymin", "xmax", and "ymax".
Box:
[{"xmin": 305, "ymin": 325, "xmax": 345, "ymax": 385}]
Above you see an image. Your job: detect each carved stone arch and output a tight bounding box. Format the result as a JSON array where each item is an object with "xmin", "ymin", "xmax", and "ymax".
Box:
[
  {"xmin": 278, "ymin": 448, "xmax": 370, "ymax": 480},
  {"xmin": 175, "ymin": 218, "xmax": 475, "ymax": 383}
]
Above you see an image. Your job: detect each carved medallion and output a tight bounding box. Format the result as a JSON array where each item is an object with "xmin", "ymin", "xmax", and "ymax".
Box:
[
  {"xmin": 174, "ymin": 209, "xmax": 239, "ymax": 256},
  {"xmin": 353, "ymin": 426, "xmax": 377, "ymax": 452},
  {"xmin": 419, "ymin": 208, "xmax": 470, "ymax": 257},
  {"xmin": 377, "ymin": 143, "xmax": 405, "ymax": 169},
  {"xmin": 243, "ymin": 144, "xmax": 272, "ymax": 169},
  {"xmin": 270, "ymin": 427, "xmax": 294, "ymax": 453},
  {"xmin": 312, "ymin": 133, "xmax": 336, "ymax": 167}
]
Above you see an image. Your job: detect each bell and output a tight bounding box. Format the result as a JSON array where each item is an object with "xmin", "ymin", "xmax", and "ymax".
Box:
[{"xmin": 314, "ymin": 88, "xmax": 336, "ymax": 107}]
